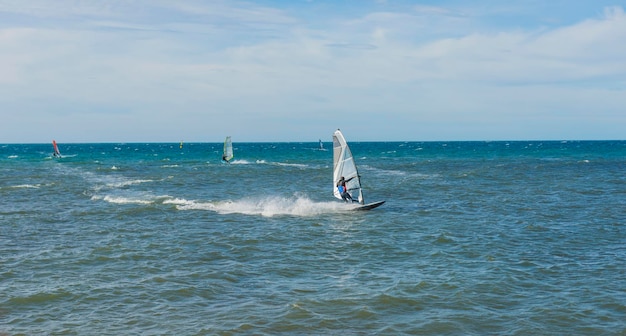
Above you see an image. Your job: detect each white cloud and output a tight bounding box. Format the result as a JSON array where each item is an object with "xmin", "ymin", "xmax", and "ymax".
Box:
[{"xmin": 0, "ymin": 1, "xmax": 624, "ymax": 142}]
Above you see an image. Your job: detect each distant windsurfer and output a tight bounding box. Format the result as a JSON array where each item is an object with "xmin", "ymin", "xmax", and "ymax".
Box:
[
  {"xmin": 222, "ymin": 155, "xmax": 230, "ymax": 163},
  {"xmin": 52, "ymin": 140, "xmax": 61, "ymax": 158},
  {"xmin": 337, "ymin": 176, "xmax": 357, "ymax": 203}
]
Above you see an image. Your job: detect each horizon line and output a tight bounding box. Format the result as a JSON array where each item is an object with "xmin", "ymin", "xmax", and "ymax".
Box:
[{"xmin": 2, "ymin": 139, "xmax": 624, "ymax": 145}]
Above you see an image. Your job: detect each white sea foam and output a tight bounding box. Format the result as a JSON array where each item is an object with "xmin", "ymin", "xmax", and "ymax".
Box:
[
  {"xmin": 246, "ymin": 160, "xmax": 309, "ymax": 168},
  {"xmin": 62, "ymin": 167, "xmax": 155, "ymax": 195},
  {"xmin": 227, "ymin": 159, "xmax": 252, "ymax": 164},
  {"xmin": 177, "ymin": 195, "xmax": 354, "ymax": 217},
  {"xmin": 163, "ymin": 197, "xmax": 190, "ymax": 205},
  {"xmin": 101, "ymin": 195, "xmax": 153, "ymax": 204},
  {"xmin": 91, "ymin": 193, "xmax": 172, "ymax": 205},
  {"xmin": 104, "ymin": 179, "xmax": 153, "ymax": 189},
  {"xmin": 11, "ymin": 184, "xmax": 41, "ymax": 189},
  {"xmin": 274, "ymin": 162, "xmax": 308, "ymax": 168}
]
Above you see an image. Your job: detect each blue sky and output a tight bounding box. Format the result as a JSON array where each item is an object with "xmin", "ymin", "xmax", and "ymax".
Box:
[{"xmin": 1, "ymin": 0, "xmax": 625, "ymax": 142}]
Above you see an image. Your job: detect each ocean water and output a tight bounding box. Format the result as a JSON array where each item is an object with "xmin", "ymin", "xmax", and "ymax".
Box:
[{"xmin": 1, "ymin": 140, "xmax": 625, "ymax": 335}]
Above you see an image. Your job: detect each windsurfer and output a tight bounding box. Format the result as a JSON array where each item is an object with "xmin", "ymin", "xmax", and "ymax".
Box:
[{"xmin": 337, "ymin": 176, "xmax": 357, "ymax": 203}]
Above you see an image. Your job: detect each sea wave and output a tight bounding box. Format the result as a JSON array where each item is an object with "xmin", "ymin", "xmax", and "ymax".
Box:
[
  {"xmin": 9, "ymin": 184, "xmax": 41, "ymax": 189},
  {"xmin": 100, "ymin": 195, "xmax": 153, "ymax": 204}
]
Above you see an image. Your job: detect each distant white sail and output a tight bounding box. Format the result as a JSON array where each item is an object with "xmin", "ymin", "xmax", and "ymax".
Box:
[
  {"xmin": 333, "ymin": 129, "xmax": 364, "ymax": 204},
  {"xmin": 319, "ymin": 139, "xmax": 324, "ymax": 150},
  {"xmin": 223, "ymin": 136, "xmax": 233, "ymax": 162}
]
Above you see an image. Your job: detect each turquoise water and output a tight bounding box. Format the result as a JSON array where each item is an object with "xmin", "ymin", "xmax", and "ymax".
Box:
[{"xmin": 1, "ymin": 141, "xmax": 625, "ymax": 335}]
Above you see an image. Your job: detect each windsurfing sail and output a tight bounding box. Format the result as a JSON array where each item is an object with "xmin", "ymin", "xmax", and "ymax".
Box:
[
  {"xmin": 319, "ymin": 139, "xmax": 324, "ymax": 150},
  {"xmin": 222, "ymin": 136, "xmax": 233, "ymax": 163},
  {"xmin": 179, "ymin": 141, "xmax": 183, "ymax": 149},
  {"xmin": 333, "ymin": 129, "xmax": 364, "ymax": 204},
  {"xmin": 52, "ymin": 140, "xmax": 61, "ymax": 158}
]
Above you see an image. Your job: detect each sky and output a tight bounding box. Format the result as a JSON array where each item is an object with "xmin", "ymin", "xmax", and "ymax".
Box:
[{"xmin": 1, "ymin": 0, "xmax": 625, "ymax": 143}]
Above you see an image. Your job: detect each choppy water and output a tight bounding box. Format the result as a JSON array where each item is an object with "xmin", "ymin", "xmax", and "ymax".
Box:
[{"xmin": 1, "ymin": 141, "xmax": 625, "ymax": 335}]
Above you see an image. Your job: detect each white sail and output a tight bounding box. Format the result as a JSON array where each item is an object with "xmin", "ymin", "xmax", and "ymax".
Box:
[
  {"xmin": 333, "ymin": 129, "xmax": 364, "ymax": 204},
  {"xmin": 223, "ymin": 136, "xmax": 233, "ymax": 162}
]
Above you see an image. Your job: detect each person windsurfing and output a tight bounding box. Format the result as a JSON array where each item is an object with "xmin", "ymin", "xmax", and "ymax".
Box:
[{"xmin": 336, "ymin": 176, "xmax": 357, "ymax": 203}]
